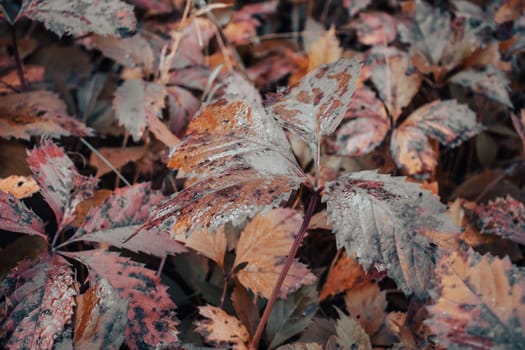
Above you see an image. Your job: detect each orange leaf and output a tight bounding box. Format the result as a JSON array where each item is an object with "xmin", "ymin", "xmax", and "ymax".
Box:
[{"xmin": 195, "ymin": 305, "xmax": 250, "ymax": 350}]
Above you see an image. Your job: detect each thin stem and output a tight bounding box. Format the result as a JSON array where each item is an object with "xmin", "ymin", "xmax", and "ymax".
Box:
[
  {"xmin": 80, "ymin": 137, "xmax": 131, "ymax": 186},
  {"xmin": 249, "ymin": 191, "xmax": 318, "ymax": 350},
  {"xmin": 220, "ymin": 275, "xmax": 229, "ymax": 309},
  {"xmin": 10, "ymin": 24, "xmax": 27, "ymax": 91}
]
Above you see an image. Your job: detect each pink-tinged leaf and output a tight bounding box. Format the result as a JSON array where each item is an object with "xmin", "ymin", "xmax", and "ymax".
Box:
[
  {"xmin": 391, "ymin": 100, "xmax": 483, "ymax": 176},
  {"xmin": 65, "ymin": 250, "xmax": 179, "ymax": 350},
  {"xmin": 336, "ymin": 86, "xmax": 390, "ymax": 156},
  {"xmin": 370, "ymin": 47, "xmax": 422, "ymax": 122},
  {"xmin": 234, "ymin": 209, "xmax": 317, "ymax": 299},
  {"xmin": 27, "ymin": 140, "xmax": 98, "ymax": 229},
  {"xmin": 71, "ymin": 183, "xmax": 186, "ymax": 257},
  {"xmin": 172, "ymin": 18, "xmax": 217, "ymax": 69},
  {"xmin": 147, "ymin": 97, "xmax": 305, "ymax": 235},
  {"xmin": 168, "ymin": 66, "xmax": 211, "ymax": 91},
  {"xmin": 18, "ymin": 0, "xmax": 136, "ymax": 37},
  {"xmin": 113, "ymin": 79, "xmax": 167, "ymax": 142},
  {"xmin": 269, "ymin": 58, "xmax": 361, "ymax": 154},
  {"xmin": 0, "ymin": 90, "xmax": 93, "ymax": 140},
  {"xmin": 323, "ymin": 171, "xmax": 458, "ymax": 296},
  {"xmin": 427, "ymin": 250, "xmax": 525, "ymax": 348},
  {"xmin": 0, "ymin": 191, "xmax": 46, "ymax": 240},
  {"xmin": 353, "ymin": 12, "xmax": 397, "ymax": 45},
  {"xmin": 167, "ymin": 86, "xmax": 201, "ymax": 137},
  {"xmin": 450, "ymin": 65, "xmax": 512, "ymax": 107},
  {"xmin": 84, "ymin": 34, "xmax": 154, "ymax": 72},
  {"xmin": 74, "ymin": 278, "xmax": 128, "ymax": 350},
  {"xmin": 1, "ymin": 253, "xmax": 76, "ymax": 350},
  {"xmin": 465, "ymin": 195, "xmax": 525, "ymax": 245}
]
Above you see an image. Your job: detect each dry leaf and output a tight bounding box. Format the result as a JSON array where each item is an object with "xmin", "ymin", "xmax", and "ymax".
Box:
[
  {"xmin": 195, "ymin": 305, "xmax": 250, "ymax": 350},
  {"xmin": 0, "ymin": 175, "xmax": 38, "ymax": 199},
  {"xmin": 307, "ymin": 26, "xmax": 342, "ymax": 72},
  {"xmin": 320, "ymin": 251, "xmax": 369, "ymax": 300},
  {"xmin": 344, "ymin": 281, "xmax": 387, "ymax": 336}
]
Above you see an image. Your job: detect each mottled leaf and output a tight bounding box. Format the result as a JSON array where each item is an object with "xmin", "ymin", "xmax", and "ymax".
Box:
[
  {"xmin": 353, "ymin": 12, "xmax": 397, "ymax": 45},
  {"xmin": 27, "ymin": 140, "xmax": 98, "ymax": 230},
  {"xmin": 427, "ymin": 250, "xmax": 525, "ymax": 348},
  {"xmin": 336, "ymin": 86, "xmax": 390, "ymax": 156},
  {"xmin": 465, "ymin": 196, "xmax": 525, "ymax": 245},
  {"xmin": 269, "ymin": 58, "xmax": 361, "ymax": 156},
  {"xmin": 74, "ymin": 278, "xmax": 128, "ymax": 350},
  {"xmin": 450, "ymin": 65, "xmax": 512, "ymax": 107},
  {"xmin": 370, "ymin": 47, "xmax": 421, "ymax": 122},
  {"xmin": 391, "ymin": 100, "xmax": 483, "ymax": 176},
  {"xmin": 113, "ymin": 79, "xmax": 167, "ymax": 142},
  {"xmin": 0, "ymin": 191, "xmax": 46, "ymax": 239},
  {"xmin": 71, "ymin": 183, "xmax": 186, "ymax": 257},
  {"xmin": 0, "ymin": 254, "xmax": 76, "ymax": 350},
  {"xmin": 65, "ymin": 250, "xmax": 179, "ymax": 350},
  {"xmin": 334, "ymin": 308, "xmax": 372, "ymax": 350},
  {"xmin": 195, "ymin": 305, "xmax": 250, "ymax": 350},
  {"xmin": 18, "ymin": 0, "xmax": 136, "ymax": 37},
  {"xmin": 0, "ymin": 90, "xmax": 92, "ymax": 140},
  {"xmin": 234, "ymin": 208, "xmax": 316, "ymax": 299},
  {"xmin": 323, "ymin": 171, "xmax": 458, "ymax": 296},
  {"xmin": 146, "ymin": 96, "xmax": 305, "ymax": 235},
  {"xmin": 266, "ymin": 285, "xmax": 318, "ymax": 349}
]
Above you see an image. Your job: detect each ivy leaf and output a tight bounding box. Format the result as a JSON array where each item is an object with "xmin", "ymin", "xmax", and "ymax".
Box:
[
  {"xmin": 464, "ymin": 195, "xmax": 525, "ymax": 245},
  {"xmin": 0, "ymin": 253, "xmax": 76, "ymax": 350},
  {"xmin": 266, "ymin": 285, "xmax": 318, "ymax": 349},
  {"xmin": 391, "ymin": 100, "xmax": 483, "ymax": 176},
  {"xmin": 194, "ymin": 305, "xmax": 251, "ymax": 350},
  {"xmin": 323, "ymin": 171, "xmax": 458, "ymax": 296},
  {"xmin": 269, "ymin": 58, "xmax": 361, "ymax": 158},
  {"xmin": 335, "ymin": 86, "xmax": 390, "ymax": 156},
  {"xmin": 74, "ymin": 278, "xmax": 129, "ymax": 350},
  {"xmin": 233, "ymin": 208, "xmax": 316, "ymax": 299},
  {"xmin": 65, "ymin": 250, "xmax": 179, "ymax": 350},
  {"xmin": 0, "ymin": 191, "xmax": 46, "ymax": 239},
  {"xmin": 27, "ymin": 140, "xmax": 98, "ymax": 230},
  {"xmin": 147, "ymin": 96, "xmax": 305, "ymax": 235},
  {"xmin": 450, "ymin": 65, "xmax": 512, "ymax": 107},
  {"xmin": 113, "ymin": 79, "xmax": 167, "ymax": 142},
  {"xmin": 370, "ymin": 47, "xmax": 422, "ymax": 122},
  {"xmin": 17, "ymin": 0, "xmax": 136, "ymax": 37},
  {"xmin": 0, "ymin": 91, "xmax": 93, "ymax": 140},
  {"xmin": 71, "ymin": 183, "xmax": 186, "ymax": 258},
  {"xmin": 427, "ymin": 250, "xmax": 525, "ymax": 348}
]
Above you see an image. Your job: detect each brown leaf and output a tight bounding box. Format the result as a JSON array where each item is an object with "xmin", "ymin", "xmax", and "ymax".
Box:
[
  {"xmin": 0, "ymin": 175, "xmax": 38, "ymax": 199},
  {"xmin": 0, "ymin": 65, "xmax": 44, "ymax": 93},
  {"xmin": 0, "ymin": 90, "xmax": 92, "ymax": 140},
  {"xmin": 353, "ymin": 12, "xmax": 397, "ymax": 45},
  {"xmin": 195, "ymin": 305, "xmax": 250, "ymax": 350},
  {"xmin": 307, "ymin": 26, "xmax": 343, "ymax": 72},
  {"xmin": 174, "ymin": 226, "xmax": 227, "ymax": 269},
  {"xmin": 90, "ymin": 146, "xmax": 146, "ymax": 178},
  {"xmin": 320, "ymin": 251, "xmax": 369, "ymax": 300},
  {"xmin": 344, "ymin": 281, "xmax": 387, "ymax": 336},
  {"xmin": 427, "ymin": 250, "xmax": 525, "ymax": 348},
  {"xmin": 234, "ymin": 208, "xmax": 316, "ymax": 299}
]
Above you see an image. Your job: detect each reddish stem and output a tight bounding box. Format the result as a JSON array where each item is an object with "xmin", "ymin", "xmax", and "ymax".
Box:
[
  {"xmin": 10, "ymin": 24, "xmax": 27, "ymax": 91},
  {"xmin": 249, "ymin": 191, "xmax": 318, "ymax": 350}
]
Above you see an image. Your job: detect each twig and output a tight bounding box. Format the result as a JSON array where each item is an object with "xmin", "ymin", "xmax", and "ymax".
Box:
[
  {"xmin": 79, "ymin": 137, "xmax": 131, "ymax": 186},
  {"xmin": 249, "ymin": 191, "xmax": 318, "ymax": 350}
]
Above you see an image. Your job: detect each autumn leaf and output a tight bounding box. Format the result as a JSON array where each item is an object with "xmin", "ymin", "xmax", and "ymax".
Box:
[
  {"xmin": 266, "ymin": 285, "xmax": 318, "ymax": 349},
  {"xmin": 74, "ymin": 278, "xmax": 129, "ymax": 350},
  {"xmin": 0, "ymin": 90, "xmax": 92, "ymax": 140},
  {"xmin": 16, "ymin": 0, "xmax": 136, "ymax": 37},
  {"xmin": 307, "ymin": 26, "xmax": 342, "ymax": 72},
  {"xmin": 320, "ymin": 251, "xmax": 369, "ymax": 300},
  {"xmin": 27, "ymin": 140, "xmax": 98, "ymax": 230},
  {"xmin": 0, "ymin": 190, "xmax": 46, "ymax": 240},
  {"xmin": 113, "ymin": 79, "xmax": 167, "ymax": 142},
  {"xmin": 335, "ymin": 86, "xmax": 390, "ymax": 156},
  {"xmin": 147, "ymin": 96, "xmax": 305, "ymax": 235},
  {"xmin": 390, "ymin": 100, "xmax": 483, "ymax": 176},
  {"xmin": 334, "ymin": 308, "xmax": 372, "ymax": 350},
  {"xmin": 195, "ymin": 305, "xmax": 250, "ymax": 350},
  {"xmin": 344, "ymin": 282, "xmax": 387, "ymax": 336},
  {"xmin": 0, "ymin": 65, "xmax": 44, "ymax": 93},
  {"xmin": 323, "ymin": 171, "xmax": 458, "ymax": 296},
  {"xmin": 65, "ymin": 250, "xmax": 179, "ymax": 350},
  {"xmin": 370, "ymin": 47, "xmax": 421, "ymax": 122},
  {"xmin": 450, "ymin": 65, "xmax": 512, "ymax": 107},
  {"xmin": 464, "ymin": 195, "xmax": 525, "ymax": 245},
  {"xmin": 0, "ymin": 253, "xmax": 76, "ymax": 350},
  {"xmin": 70, "ymin": 183, "xmax": 186, "ymax": 258},
  {"xmin": 352, "ymin": 12, "xmax": 397, "ymax": 45},
  {"xmin": 269, "ymin": 58, "xmax": 361, "ymax": 161},
  {"xmin": 277, "ymin": 343, "xmax": 323, "ymax": 350},
  {"xmin": 0, "ymin": 175, "xmax": 38, "ymax": 199},
  {"xmin": 174, "ymin": 226, "xmax": 228, "ymax": 269},
  {"xmin": 233, "ymin": 208, "xmax": 316, "ymax": 299},
  {"xmin": 427, "ymin": 250, "xmax": 525, "ymax": 348}
]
